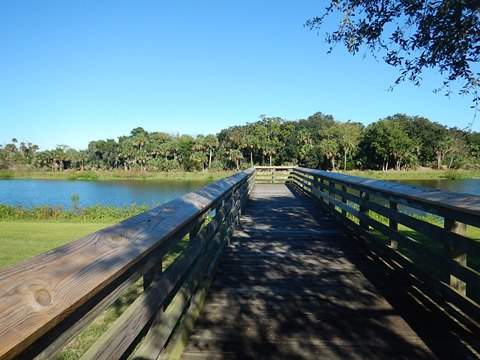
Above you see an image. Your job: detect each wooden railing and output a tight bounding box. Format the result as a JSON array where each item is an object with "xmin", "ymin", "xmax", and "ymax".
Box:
[
  {"xmin": 254, "ymin": 166, "xmax": 294, "ymax": 184},
  {"xmin": 0, "ymin": 168, "xmax": 254, "ymax": 360},
  {"xmin": 291, "ymin": 166, "xmax": 480, "ymax": 324}
]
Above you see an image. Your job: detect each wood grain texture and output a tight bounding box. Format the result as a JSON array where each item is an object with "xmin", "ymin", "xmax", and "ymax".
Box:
[
  {"xmin": 297, "ymin": 167, "xmax": 480, "ymax": 310},
  {"xmin": 180, "ymin": 184, "xmax": 447, "ymax": 359},
  {"xmin": 297, "ymin": 167, "xmax": 480, "ymax": 225},
  {"xmin": 0, "ymin": 169, "xmax": 253, "ymax": 360}
]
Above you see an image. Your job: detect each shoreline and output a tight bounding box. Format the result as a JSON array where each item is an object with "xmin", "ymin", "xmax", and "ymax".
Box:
[
  {"xmin": 0, "ymin": 169, "xmax": 235, "ymax": 181},
  {"xmin": 1, "ymin": 168, "xmax": 480, "ymax": 181},
  {"xmin": 340, "ymin": 169, "xmax": 480, "ymax": 181}
]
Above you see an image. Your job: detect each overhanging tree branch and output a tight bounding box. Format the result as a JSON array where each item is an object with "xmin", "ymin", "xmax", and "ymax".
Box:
[{"xmin": 306, "ymin": 0, "xmax": 480, "ymax": 110}]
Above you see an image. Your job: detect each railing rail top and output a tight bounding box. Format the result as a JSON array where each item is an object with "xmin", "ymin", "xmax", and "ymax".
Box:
[
  {"xmin": 0, "ymin": 168, "xmax": 254, "ymax": 359},
  {"xmin": 254, "ymin": 166, "xmax": 295, "ymax": 170},
  {"xmin": 295, "ymin": 166, "xmax": 480, "ymax": 216}
]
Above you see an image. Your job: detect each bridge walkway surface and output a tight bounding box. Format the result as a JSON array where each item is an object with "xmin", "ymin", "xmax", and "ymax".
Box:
[{"xmin": 180, "ymin": 184, "xmax": 466, "ymax": 359}]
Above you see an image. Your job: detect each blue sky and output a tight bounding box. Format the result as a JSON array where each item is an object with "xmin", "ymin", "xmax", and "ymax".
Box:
[{"xmin": 0, "ymin": 0, "xmax": 478, "ymax": 151}]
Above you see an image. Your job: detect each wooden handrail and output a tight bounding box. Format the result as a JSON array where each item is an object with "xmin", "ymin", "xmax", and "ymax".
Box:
[
  {"xmin": 254, "ymin": 166, "xmax": 295, "ymax": 184},
  {"xmin": 291, "ymin": 166, "xmax": 480, "ymax": 324},
  {"xmin": 0, "ymin": 168, "xmax": 254, "ymax": 359}
]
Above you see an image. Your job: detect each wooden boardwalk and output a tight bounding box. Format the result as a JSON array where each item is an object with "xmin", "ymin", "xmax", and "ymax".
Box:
[{"xmin": 180, "ymin": 184, "xmax": 462, "ymax": 359}]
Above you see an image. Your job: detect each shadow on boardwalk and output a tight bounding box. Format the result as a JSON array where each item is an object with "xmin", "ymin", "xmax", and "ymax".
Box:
[{"xmin": 180, "ymin": 184, "xmax": 479, "ymax": 359}]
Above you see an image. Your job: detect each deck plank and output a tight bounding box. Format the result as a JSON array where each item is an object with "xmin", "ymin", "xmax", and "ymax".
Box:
[{"xmin": 181, "ymin": 184, "xmax": 442, "ymax": 359}]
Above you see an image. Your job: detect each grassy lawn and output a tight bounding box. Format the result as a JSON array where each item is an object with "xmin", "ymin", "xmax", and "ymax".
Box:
[
  {"xmin": 2, "ymin": 167, "xmax": 480, "ymax": 182},
  {"xmin": 0, "ymin": 221, "xmax": 113, "ymax": 268},
  {"xmin": 0, "ymin": 169, "xmax": 235, "ymax": 181},
  {"xmin": 0, "ymin": 220, "xmax": 189, "ymax": 359}
]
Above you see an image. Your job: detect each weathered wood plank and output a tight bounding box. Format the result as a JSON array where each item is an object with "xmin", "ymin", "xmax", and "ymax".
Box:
[
  {"xmin": 180, "ymin": 184, "xmax": 444, "ymax": 360},
  {"xmin": 298, "ymin": 167, "xmax": 480, "ymax": 225},
  {"xmin": 298, "ymin": 166, "xmax": 480, "ymax": 319},
  {"xmin": 0, "ymin": 169, "xmax": 253, "ymax": 360}
]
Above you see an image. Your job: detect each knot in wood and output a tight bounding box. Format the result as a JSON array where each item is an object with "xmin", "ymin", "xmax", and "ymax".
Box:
[
  {"xmin": 32, "ymin": 288, "xmax": 51, "ymax": 307},
  {"xmin": 103, "ymin": 231, "xmax": 131, "ymax": 247},
  {"xmin": 111, "ymin": 233, "xmax": 129, "ymax": 243}
]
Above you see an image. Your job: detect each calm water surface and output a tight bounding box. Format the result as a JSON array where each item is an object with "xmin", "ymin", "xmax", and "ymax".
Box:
[
  {"xmin": 0, "ymin": 179, "xmax": 212, "ymax": 209},
  {"xmin": 0, "ymin": 178, "xmax": 479, "ymax": 210},
  {"xmin": 394, "ymin": 179, "xmax": 480, "ymax": 196}
]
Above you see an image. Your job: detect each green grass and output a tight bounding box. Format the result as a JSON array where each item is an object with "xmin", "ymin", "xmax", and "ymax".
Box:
[
  {"xmin": 343, "ymin": 169, "xmax": 480, "ymax": 180},
  {"xmin": 0, "ymin": 204, "xmax": 150, "ymax": 222},
  {"xmin": 0, "ymin": 220, "xmax": 190, "ymax": 359},
  {"xmin": 53, "ymin": 234, "xmax": 189, "ymax": 360},
  {"xmin": 0, "ymin": 169, "xmax": 235, "ymax": 181},
  {"xmin": 0, "ymin": 221, "xmax": 113, "ymax": 268}
]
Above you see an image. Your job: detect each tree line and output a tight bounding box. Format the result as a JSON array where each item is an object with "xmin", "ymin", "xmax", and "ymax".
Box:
[{"xmin": 2, "ymin": 112, "xmax": 479, "ymax": 172}]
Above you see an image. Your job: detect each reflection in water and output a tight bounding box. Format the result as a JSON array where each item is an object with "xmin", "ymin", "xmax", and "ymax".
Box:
[
  {"xmin": 0, "ymin": 179, "xmax": 212, "ymax": 209},
  {"xmin": 394, "ymin": 179, "xmax": 480, "ymax": 196},
  {"xmin": 1, "ymin": 178, "xmax": 478, "ymax": 210},
  {"xmin": 384, "ymin": 179, "xmax": 480, "ymax": 217}
]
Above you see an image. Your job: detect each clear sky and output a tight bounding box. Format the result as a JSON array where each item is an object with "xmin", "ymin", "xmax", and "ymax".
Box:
[{"xmin": 1, "ymin": 0, "xmax": 478, "ymax": 151}]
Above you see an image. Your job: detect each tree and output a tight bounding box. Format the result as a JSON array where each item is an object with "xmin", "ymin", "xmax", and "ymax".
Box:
[
  {"xmin": 243, "ymin": 134, "xmax": 257, "ymax": 166},
  {"xmin": 157, "ymin": 142, "xmax": 171, "ymax": 161},
  {"xmin": 4, "ymin": 142, "xmax": 17, "ymax": 160},
  {"xmin": 318, "ymin": 138, "xmax": 339, "ymax": 170},
  {"xmin": 466, "ymin": 131, "xmax": 480, "ymax": 167},
  {"xmin": 191, "ymin": 135, "xmax": 208, "ymax": 171},
  {"xmin": 441, "ymin": 128, "xmax": 469, "ymax": 169},
  {"xmin": 228, "ymin": 149, "xmax": 244, "ymax": 170},
  {"xmin": 359, "ymin": 118, "xmax": 413, "ymax": 170},
  {"xmin": 74, "ymin": 150, "xmax": 89, "ymax": 171},
  {"xmin": 118, "ymin": 137, "xmax": 136, "ymax": 171},
  {"xmin": 256, "ymin": 116, "xmax": 285, "ymax": 166},
  {"xmin": 306, "ymin": 1, "xmax": 480, "ymax": 104},
  {"xmin": 391, "ymin": 114, "xmax": 448, "ymax": 168},
  {"xmin": 337, "ymin": 122, "xmax": 364, "ymax": 170},
  {"xmin": 299, "ymin": 112, "xmax": 335, "ymax": 143},
  {"xmin": 319, "ymin": 122, "xmax": 342, "ymax": 170},
  {"xmin": 204, "ymin": 134, "xmax": 219, "ymax": 169},
  {"xmin": 189, "ymin": 151, "xmax": 208, "ymax": 171}
]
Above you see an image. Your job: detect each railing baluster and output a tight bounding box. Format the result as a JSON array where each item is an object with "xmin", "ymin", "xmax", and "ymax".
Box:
[
  {"xmin": 389, "ymin": 201, "xmax": 398, "ymax": 250},
  {"xmin": 143, "ymin": 260, "xmax": 162, "ymax": 291},
  {"xmin": 0, "ymin": 168, "xmax": 255, "ymax": 360},
  {"xmin": 359, "ymin": 191, "xmax": 369, "ymax": 230},
  {"xmin": 290, "ymin": 166, "xmax": 480, "ymax": 326},
  {"xmin": 341, "ymin": 185, "xmax": 347, "ymax": 217},
  {"xmin": 444, "ymin": 218, "xmax": 467, "ymax": 295},
  {"xmin": 328, "ymin": 180, "xmax": 335, "ymax": 211}
]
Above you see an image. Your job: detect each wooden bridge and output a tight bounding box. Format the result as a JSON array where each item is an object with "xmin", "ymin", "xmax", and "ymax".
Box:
[{"xmin": 0, "ymin": 167, "xmax": 479, "ymax": 359}]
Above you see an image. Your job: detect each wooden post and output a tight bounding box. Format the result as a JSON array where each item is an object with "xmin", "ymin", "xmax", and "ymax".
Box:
[
  {"xmin": 328, "ymin": 180, "xmax": 335, "ymax": 211},
  {"xmin": 313, "ymin": 176, "xmax": 322, "ymax": 202},
  {"xmin": 189, "ymin": 222, "xmax": 203, "ymax": 242},
  {"xmin": 144, "ymin": 260, "xmax": 162, "ymax": 291},
  {"xmin": 315, "ymin": 177, "xmax": 322, "ymax": 203},
  {"xmin": 359, "ymin": 191, "xmax": 369, "ymax": 230},
  {"xmin": 341, "ymin": 185, "xmax": 347, "ymax": 217},
  {"xmin": 389, "ymin": 201, "xmax": 398, "ymax": 249},
  {"xmin": 272, "ymin": 168, "xmax": 276, "ymax": 184},
  {"xmin": 444, "ymin": 218, "xmax": 467, "ymax": 295}
]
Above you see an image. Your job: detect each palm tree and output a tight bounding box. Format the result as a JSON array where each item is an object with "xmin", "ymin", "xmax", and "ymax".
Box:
[
  {"xmin": 319, "ymin": 139, "xmax": 339, "ymax": 170},
  {"xmin": 242, "ymin": 134, "xmax": 256, "ymax": 166},
  {"xmin": 228, "ymin": 149, "xmax": 243, "ymax": 170},
  {"xmin": 337, "ymin": 122, "xmax": 363, "ymax": 170},
  {"xmin": 168, "ymin": 139, "xmax": 180, "ymax": 161},
  {"xmin": 204, "ymin": 134, "xmax": 219, "ymax": 169},
  {"xmin": 189, "ymin": 151, "xmax": 208, "ymax": 171}
]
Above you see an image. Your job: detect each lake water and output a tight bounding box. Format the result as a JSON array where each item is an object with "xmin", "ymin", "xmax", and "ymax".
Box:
[
  {"xmin": 394, "ymin": 179, "xmax": 480, "ymax": 196},
  {"xmin": 0, "ymin": 177, "xmax": 478, "ymax": 210},
  {"xmin": 0, "ymin": 179, "xmax": 212, "ymax": 209}
]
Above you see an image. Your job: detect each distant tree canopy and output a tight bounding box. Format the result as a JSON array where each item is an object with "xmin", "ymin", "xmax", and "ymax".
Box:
[
  {"xmin": 1, "ymin": 112, "xmax": 479, "ymax": 172},
  {"xmin": 306, "ymin": 0, "xmax": 480, "ymax": 102}
]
